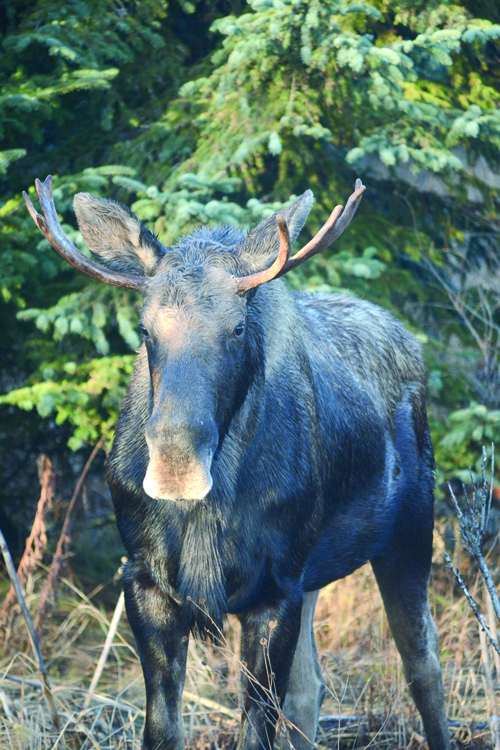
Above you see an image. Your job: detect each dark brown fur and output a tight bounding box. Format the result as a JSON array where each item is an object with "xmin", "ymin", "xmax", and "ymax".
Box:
[{"xmin": 67, "ymin": 189, "xmax": 451, "ymax": 750}]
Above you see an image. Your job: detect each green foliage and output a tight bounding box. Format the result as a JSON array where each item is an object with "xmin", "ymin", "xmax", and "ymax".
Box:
[
  {"xmin": 0, "ymin": 149, "xmax": 26, "ymax": 175},
  {"xmin": 0, "ymin": 356, "xmax": 134, "ymax": 451},
  {"xmin": 18, "ymin": 284, "xmax": 141, "ymax": 354},
  {"xmin": 129, "ymin": 171, "xmax": 285, "ymax": 243},
  {"xmin": 286, "ymin": 246, "xmax": 386, "ymax": 293},
  {"xmin": 434, "ymin": 403, "xmax": 500, "ymax": 482},
  {"xmin": 170, "ymin": 0, "xmax": 500, "ymax": 198}
]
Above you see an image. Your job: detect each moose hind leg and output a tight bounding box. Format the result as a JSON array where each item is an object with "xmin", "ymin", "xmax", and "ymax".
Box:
[
  {"xmin": 282, "ymin": 590, "xmax": 325, "ymax": 749},
  {"xmin": 371, "ymin": 555, "xmax": 450, "ymax": 750}
]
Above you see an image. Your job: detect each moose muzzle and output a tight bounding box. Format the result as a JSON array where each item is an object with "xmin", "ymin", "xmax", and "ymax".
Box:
[{"xmin": 143, "ymin": 412, "xmax": 218, "ymax": 501}]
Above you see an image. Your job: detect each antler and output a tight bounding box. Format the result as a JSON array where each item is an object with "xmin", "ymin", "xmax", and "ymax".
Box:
[
  {"xmin": 234, "ymin": 178, "xmax": 365, "ymax": 293},
  {"xmin": 23, "ymin": 176, "xmax": 147, "ymax": 293},
  {"xmin": 234, "ymin": 215, "xmax": 291, "ymax": 294}
]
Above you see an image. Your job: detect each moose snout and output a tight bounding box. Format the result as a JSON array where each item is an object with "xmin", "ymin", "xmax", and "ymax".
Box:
[{"xmin": 143, "ymin": 414, "xmax": 218, "ymax": 501}]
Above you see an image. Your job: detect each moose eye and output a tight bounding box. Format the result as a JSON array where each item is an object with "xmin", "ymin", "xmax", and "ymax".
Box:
[
  {"xmin": 140, "ymin": 324, "xmax": 149, "ymax": 338},
  {"xmin": 233, "ymin": 324, "xmax": 245, "ymax": 338}
]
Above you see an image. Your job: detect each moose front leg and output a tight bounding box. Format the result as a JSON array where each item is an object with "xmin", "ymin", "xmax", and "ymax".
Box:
[
  {"xmin": 124, "ymin": 567, "xmax": 190, "ymax": 750},
  {"xmin": 237, "ymin": 596, "xmax": 303, "ymax": 750}
]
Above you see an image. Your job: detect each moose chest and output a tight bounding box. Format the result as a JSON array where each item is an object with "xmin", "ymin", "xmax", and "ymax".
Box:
[{"xmin": 115, "ymin": 466, "xmax": 324, "ymax": 625}]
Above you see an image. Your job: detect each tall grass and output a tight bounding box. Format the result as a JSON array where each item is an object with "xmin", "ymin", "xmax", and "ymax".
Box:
[{"xmin": 0, "ymin": 519, "xmax": 497, "ymax": 749}]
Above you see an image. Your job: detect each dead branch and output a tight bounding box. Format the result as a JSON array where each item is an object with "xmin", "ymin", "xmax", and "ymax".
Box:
[
  {"xmin": 443, "ymin": 551, "xmax": 500, "ymax": 657},
  {"xmin": 0, "ymin": 454, "xmax": 55, "ymax": 627},
  {"xmin": 447, "ymin": 446, "xmax": 500, "ymax": 615},
  {"xmin": 445, "ymin": 444, "xmax": 500, "ymax": 660},
  {"xmin": 0, "ymin": 525, "xmax": 59, "ymax": 729},
  {"xmin": 83, "ymin": 589, "xmax": 125, "ymax": 708},
  {"xmin": 34, "ymin": 434, "xmax": 106, "ymax": 633}
]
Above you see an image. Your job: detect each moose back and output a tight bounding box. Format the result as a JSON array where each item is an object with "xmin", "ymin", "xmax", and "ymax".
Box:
[{"xmin": 25, "ymin": 177, "xmax": 450, "ymax": 750}]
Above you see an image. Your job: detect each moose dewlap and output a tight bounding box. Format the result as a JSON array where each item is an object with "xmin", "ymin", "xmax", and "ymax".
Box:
[{"xmin": 25, "ymin": 176, "xmax": 451, "ymax": 750}]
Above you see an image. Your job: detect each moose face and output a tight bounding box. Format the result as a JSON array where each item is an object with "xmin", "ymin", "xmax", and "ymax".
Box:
[
  {"xmin": 23, "ymin": 176, "xmax": 365, "ymax": 502},
  {"xmin": 140, "ymin": 266, "xmax": 249, "ymax": 501}
]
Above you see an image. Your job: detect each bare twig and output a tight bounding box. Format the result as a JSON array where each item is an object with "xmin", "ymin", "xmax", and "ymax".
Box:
[
  {"xmin": 486, "ymin": 592, "xmax": 500, "ymax": 676},
  {"xmin": 447, "ymin": 446, "xmax": 500, "ymax": 625},
  {"xmin": 83, "ymin": 590, "xmax": 125, "ymax": 708},
  {"xmin": 444, "ymin": 444, "xmax": 500, "ymax": 663},
  {"xmin": 480, "ymin": 621, "xmax": 500, "ymax": 750},
  {"xmin": 416, "ymin": 225, "xmax": 500, "ymax": 407},
  {"xmin": 443, "ymin": 552, "xmax": 500, "ymax": 656},
  {"xmin": 0, "ymin": 526, "xmax": 59, "ymax": 729}
]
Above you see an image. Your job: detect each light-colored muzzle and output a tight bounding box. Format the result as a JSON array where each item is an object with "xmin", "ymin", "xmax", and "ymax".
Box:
[{"xmin": 143, "ymin": 448, "xmax": 214, "ymax": 501}]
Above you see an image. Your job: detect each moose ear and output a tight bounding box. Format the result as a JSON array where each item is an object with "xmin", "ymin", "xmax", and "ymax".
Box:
[
  {"xmin": 73, "ymin": 193, "xmax": 165, "ymax": 276},
  {"xmin": 240, "ymin": 190, "xmax": 314, "ymax": 260}
]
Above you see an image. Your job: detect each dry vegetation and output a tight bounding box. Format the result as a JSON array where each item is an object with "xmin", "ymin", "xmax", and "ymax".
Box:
[{"xmin": 0, "ymin": 515, "xmax": 499, "ymax": 750}]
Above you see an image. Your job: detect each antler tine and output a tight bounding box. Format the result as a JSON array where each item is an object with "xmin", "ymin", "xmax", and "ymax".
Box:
[
  {"xmin": 23, "ymin": 176, "xmax": 147, "ymax": 294},
  {"xmin": 234, "ymin": 214, "xmax": 291, "ymax": 294},
  {"xmin": 232, "ymin": 179, "xmax": 365, "ymax": 294},
  {"xmin": 276, "ymin": 178, "xmax": 366, "ymax": 276}
]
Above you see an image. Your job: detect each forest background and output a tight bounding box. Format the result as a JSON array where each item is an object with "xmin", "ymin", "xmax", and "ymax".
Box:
[
  {"xmin": 1, "ymin": 1, "xmax": 500, "ymax": 744},
  {"xmin": 2, "ymin": 0, "xmax": 500, "ymax": 590},
  {"xmin": 1, "ymin": 0, "xmax": 500, "ymax": 591}
]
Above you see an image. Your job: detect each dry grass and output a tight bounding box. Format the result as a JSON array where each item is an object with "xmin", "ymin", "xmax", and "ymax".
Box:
[{"xmin": 0, "ymin": 522, "xmax": 498, "ymax": 750}]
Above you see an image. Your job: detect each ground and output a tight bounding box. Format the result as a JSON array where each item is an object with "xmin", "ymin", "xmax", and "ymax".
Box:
[{"xmin": 0, "ymin": 519, "xmax": 498, "ymax": 750}]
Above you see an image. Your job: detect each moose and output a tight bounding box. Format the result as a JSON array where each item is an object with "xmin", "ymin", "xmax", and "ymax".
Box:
[{"xmin": 24, "ymin": 176, "xmax": 450, "ymax": 750}]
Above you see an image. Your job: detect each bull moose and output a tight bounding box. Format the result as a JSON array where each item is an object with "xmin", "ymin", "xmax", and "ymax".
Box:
[{"xmin": 24, "ymin": 176, "xmax": 450, "ymax": 750}]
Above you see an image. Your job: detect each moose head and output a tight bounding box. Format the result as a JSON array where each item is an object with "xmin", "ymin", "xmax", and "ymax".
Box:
[{"xmin": 24, "ymin": 177, "xmax": 364, "ymax": 502}]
